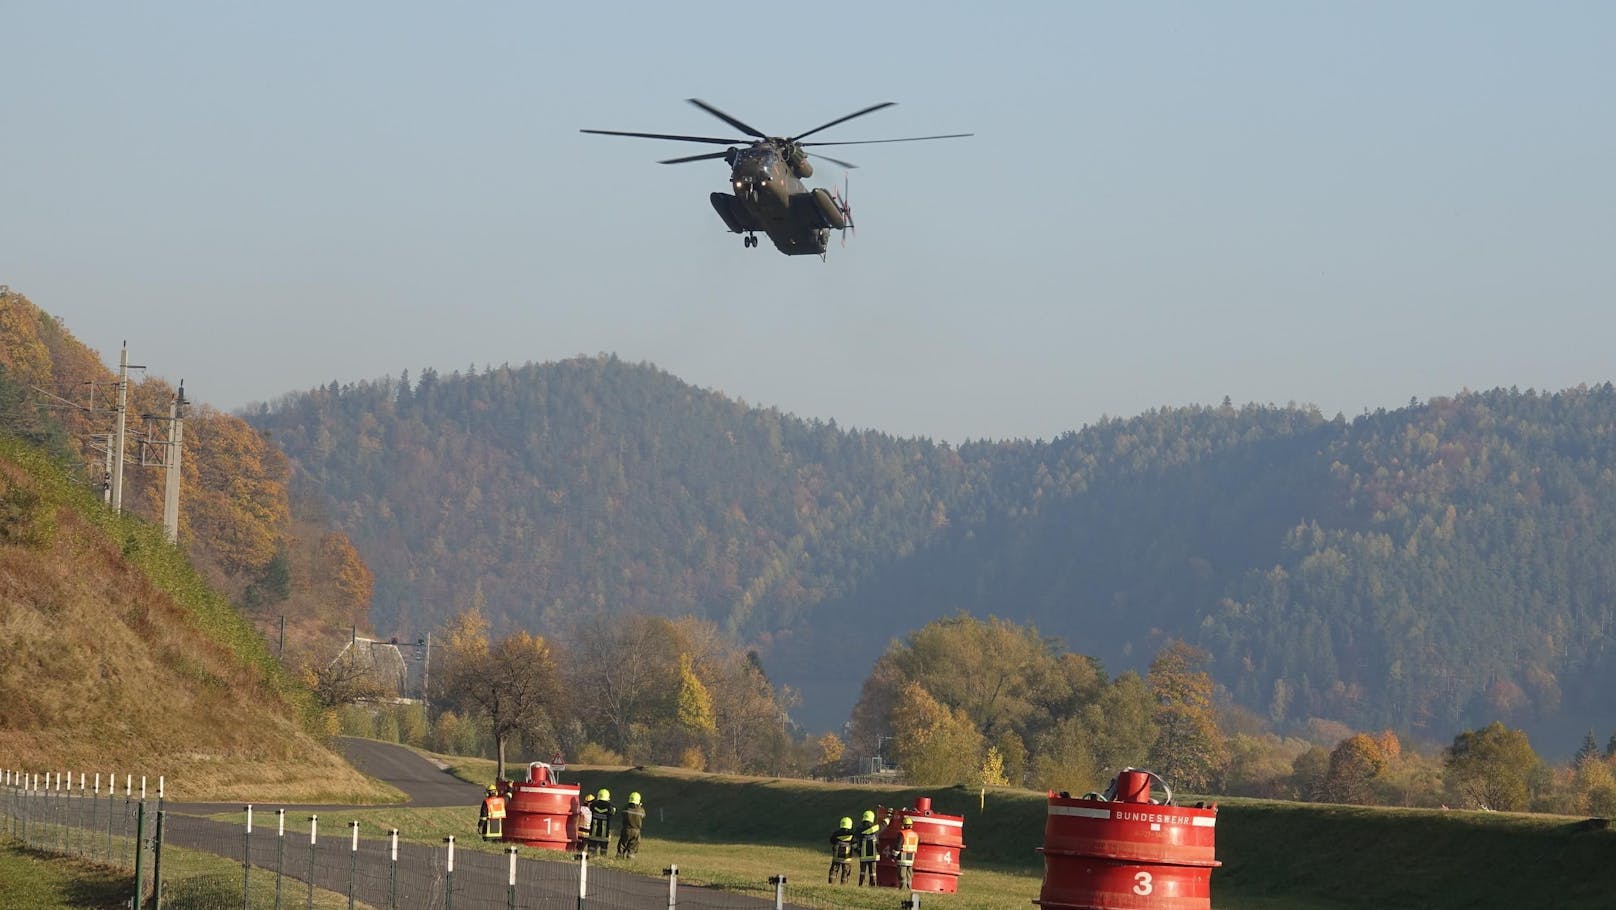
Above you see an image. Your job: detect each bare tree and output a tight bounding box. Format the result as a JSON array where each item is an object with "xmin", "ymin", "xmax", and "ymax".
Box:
[
  {"xmin": 307, "ymin": 653, "xmax": 388, "ymax": 708},
  {"xmin": 563, "ymin": 614, "xmax": 680, "ymax": 760},
  {"xmin": 436, "ymin": 610, "xmax": 562, "ymax": 779}
]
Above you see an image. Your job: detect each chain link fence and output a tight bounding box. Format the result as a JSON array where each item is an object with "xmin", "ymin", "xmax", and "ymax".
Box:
[{"xmin": 4, "ymin": 773, "xmax": 927, "ymax": 910}]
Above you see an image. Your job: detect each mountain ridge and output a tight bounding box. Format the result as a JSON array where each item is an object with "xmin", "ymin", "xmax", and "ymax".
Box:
[{"xmin": 247, "ymin": 357, "xmax": 1616, "ymax": 741}]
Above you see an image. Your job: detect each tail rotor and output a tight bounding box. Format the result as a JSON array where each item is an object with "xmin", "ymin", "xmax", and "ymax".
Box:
[{"xmin": 831, "ymin": 174, "xmax": 855, "ymax": 246}]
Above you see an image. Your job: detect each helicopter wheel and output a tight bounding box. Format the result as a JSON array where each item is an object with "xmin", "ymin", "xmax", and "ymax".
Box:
[{"xmin": 744, "ymin": 234, "xmax": 756, "ymax": 248}]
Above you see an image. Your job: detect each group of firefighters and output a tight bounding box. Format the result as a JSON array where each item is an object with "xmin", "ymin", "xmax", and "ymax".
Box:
[
  {"xmin": 576, "ymin": 787, "xmax": 647, "ymax": 858},
  {"xmin": 828, "ymin": 809, "xmax": 920, "ymax": 890},
  {"xmin": 477, "ymin": 782, "xmax": 647, "ymax": 858},
  {"xmin": 479, "ymin": 781, "xmax": 923, "ymax": 889}
]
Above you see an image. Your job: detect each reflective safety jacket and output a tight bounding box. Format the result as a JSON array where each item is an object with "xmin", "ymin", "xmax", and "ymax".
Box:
[
  {"xmin": 897, "ymin": 828, "xmax": 919, "ymax": 866},
  {"xmin": 589, "ymin": 798, "xmax": 615, "ymax": 840},
  {"xmin": 482, "ymin": 795, "xmax": 507, "ymax": 820},
  {"xmin": 830, "ymin": 825, "xmax": 855, "ymax": 859},
  {"xmin": 855, "ymin": 821, "xmax": 881, "ymax": 862}
]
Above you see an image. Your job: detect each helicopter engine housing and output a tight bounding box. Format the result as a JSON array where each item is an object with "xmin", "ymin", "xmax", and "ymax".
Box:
[
  {"xmin": 810, "ymin": 188, "xmax": 847, "ymax": 230},
  {"xmin": 785, "ymin": 145, "xmax": 813, "ymax": 178}
]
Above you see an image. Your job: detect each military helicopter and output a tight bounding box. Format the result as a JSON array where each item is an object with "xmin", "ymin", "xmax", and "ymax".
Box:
[{"xmin": 582, "ymin": 100, "xmax": 970, "ymax": 257}]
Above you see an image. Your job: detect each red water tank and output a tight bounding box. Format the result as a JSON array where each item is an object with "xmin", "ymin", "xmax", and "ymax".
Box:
[
  {"xmin": 874, "ymin": 796, "xmax": 967, "ymax": 893},
  {"xmin": 1035, "ymin": 769, "xmax": 1219, "ymax": 910},
  {"xmin": 502, "ymin": 763, "xmax": 581, "ymax": 851}
]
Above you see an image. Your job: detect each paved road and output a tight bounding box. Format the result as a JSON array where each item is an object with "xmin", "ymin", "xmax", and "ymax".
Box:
[
  {"xmin": 336, "ymin": 737, "xmax": 487, "ymax": 807},
  {"xmin": 153, "ymin": 739, "xmax": 810, "ymax": 910}
]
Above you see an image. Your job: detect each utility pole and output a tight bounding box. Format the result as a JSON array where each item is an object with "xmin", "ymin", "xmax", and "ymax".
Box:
[
  {"xmin": 101, "ymin": 434, "xmax": 114, "ymax": 505},
  {"xmin": 160, "ymin": 382, "xmax": 186, "ymax": 543},
  {"xmin": 111, "ymin": 345, "xmax": 127, "ymax": 512},
  {"xmin": 109, "ymin": 343, "xmax": 146, "ymax": 514},
  {"xmin": 422, "ymin": 632, "xmax": 432, "ymax": 712}
]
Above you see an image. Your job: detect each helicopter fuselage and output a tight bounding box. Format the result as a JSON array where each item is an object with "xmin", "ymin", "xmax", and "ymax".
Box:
[
  {"xmin": 582, "ymin": 98, "xmax": 966, "ymax": 258},
  {"xmin": 708, "ymin": 142, "xmax": 846, "ymax": 256}
]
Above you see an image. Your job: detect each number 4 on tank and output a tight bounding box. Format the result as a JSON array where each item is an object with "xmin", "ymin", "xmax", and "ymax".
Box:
[{"xmin": 582, "ymin": 99, "xmax": 970, "ymax": 259}]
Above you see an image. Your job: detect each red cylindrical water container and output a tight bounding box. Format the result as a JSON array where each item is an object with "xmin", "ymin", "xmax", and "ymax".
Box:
[
  {"xmin": 874, "ymin": 796, "xmax": 967, "ymax": 893},
  {"xmin": 1035, "ymin": 769, "xmax": 1219, "ymax": 910},
  {"xmin": 502, "ymin": 763, "xmax": 581, "ymax": 851}
]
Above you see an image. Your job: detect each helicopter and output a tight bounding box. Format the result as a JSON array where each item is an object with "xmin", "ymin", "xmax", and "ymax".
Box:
[{"xmin": 582, "ymin": 100, "xmax": 970, "ymax": 257}]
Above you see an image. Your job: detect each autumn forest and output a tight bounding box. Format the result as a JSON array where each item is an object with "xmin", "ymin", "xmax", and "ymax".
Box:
[{"xmin": 7, "ymin": 285, "xmax": 1616, "ymax": 815}]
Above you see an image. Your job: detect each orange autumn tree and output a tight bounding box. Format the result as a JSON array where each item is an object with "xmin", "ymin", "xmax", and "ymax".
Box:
[{"xmin": 182, "ymin": 405, "xmax": 291, "ymax": 575}]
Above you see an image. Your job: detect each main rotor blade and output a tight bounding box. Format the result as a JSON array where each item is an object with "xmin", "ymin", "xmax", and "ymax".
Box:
[
  {"xmin": 659, "ymin": 150, "xmax": 734, "ymax": 165},
  {"xmin": 580, "ymin": 129, "xmax": 745, "ymax": 145},
  {"xmin": 686, "ymin": 99, "xmax": 769, "ymax": 140},
  {"xmin": 792, "ymin": 102, "xmax": 896, "ymax": 142},
  {"xmin": 808, "ymin": 152, "xmax": 859, "ymax": 170},
  {"xmin": 802, "ymin": 133, "xmax": 973, "ymax": 147}
]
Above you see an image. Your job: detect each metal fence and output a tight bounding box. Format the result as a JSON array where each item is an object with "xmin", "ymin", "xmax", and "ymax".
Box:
[{"xmin": 3, "ymin": 772, "xmax": 922, "ymax": 910}]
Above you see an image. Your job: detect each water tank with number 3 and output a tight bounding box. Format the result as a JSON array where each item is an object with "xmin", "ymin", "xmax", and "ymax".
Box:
[{"xmin": 1035, "ymin": 769, "xmax": 1219, "ymax": 910}]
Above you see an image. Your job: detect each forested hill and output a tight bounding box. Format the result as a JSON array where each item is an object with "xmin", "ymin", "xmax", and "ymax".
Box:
[{"xmin": 250, "ymin": 358, "xmax": 1616, "ymax": 738}]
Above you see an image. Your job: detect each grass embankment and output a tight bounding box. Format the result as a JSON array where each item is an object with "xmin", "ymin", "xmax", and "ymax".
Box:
[
  {"xmin": 0, "ymin": 844, "xmax": 127, "ymax": 910},
  {"xmin": 343, "ymin": 757, "xmax": 1616, "ymax": 910},
  {"xmin": 0, "ymin": 437, "xmax": 397, "ymax": 804},
  {"xmin": 0, "ymin": 841, "xmax": 371, "ymax": 910}
]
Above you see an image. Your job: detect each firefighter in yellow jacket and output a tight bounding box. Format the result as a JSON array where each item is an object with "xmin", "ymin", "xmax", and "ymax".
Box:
[
  {"xmin": 828, "ymin": 816, "xmax": 855, "ymax": 884},
  {"xmin": 854, "ymin": 810, "xmax": 881, "ymax": 886},
  {"xmin": 479, "ymin": 784, "xmax": 507, "ymax": 841}
]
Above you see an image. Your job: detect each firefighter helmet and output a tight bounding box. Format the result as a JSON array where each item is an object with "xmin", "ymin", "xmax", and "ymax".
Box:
[
  {"xmin": 861, "ymin": 810, "xmax": 876, "ymax": 823},
  {"xmin": 597, "ymin": 789, "xmax": 610, "ymax": 801},
  {"xmin": 486, "ymin": 784, "xmax": 497, "ymax": 794},
  {"xmin": 902, "ymin": 816, "xmax": 914, "ymax": 827},
  {"xmin": 628, "ymin": 791, "xmax": 641, "ymax": 805},
  {"xmin": 840, "ymin": 816, "xmax": 852, "ymax": 828}
]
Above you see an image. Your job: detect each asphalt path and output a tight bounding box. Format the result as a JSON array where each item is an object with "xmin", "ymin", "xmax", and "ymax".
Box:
[
  {"xmin": 336, "ymin": 736, "xmax": 487, "ymax": 807},
  {"xmin": 163, "ymin": 737, "xmax": 482, "ymax": 815},
  {"xmin": 151, "ymin": 738, "xmax": 803, "ymax": 910}
]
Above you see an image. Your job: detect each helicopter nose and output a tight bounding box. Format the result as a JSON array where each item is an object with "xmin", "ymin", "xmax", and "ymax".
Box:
[{"xmin": 732, "ymin": 174, "xmax": 765, "ymax": 199}]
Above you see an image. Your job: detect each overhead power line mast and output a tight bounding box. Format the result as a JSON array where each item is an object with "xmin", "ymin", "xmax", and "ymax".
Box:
[
  {"xmin": 162, "ymin": 383, "xmax": 186, "ymax": 543},
  {"xmin": 110, "ymin": 342, "xmax": 146, "ymax": 513},
  {"xmin": 140, "ymin": 382, "xmax": 187, "ymax": 543}
]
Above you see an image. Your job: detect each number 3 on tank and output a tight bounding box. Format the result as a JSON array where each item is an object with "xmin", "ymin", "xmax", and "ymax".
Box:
[
  {"xmin": 1133, "ymin": 871, "xmax": 1153, "ymax": 896},
  {"xmin": 582, "ymin": 99, "xmax": 970, "ymax": 259}
]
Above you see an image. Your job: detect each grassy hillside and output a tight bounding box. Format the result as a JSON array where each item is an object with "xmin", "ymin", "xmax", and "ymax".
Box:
[
  {"xmin": 0, "ymin": 288, "xmax": 383, "ymax": 678},
  {"xmin": 0, "ymin": 437, "xmax": 397, "ymax": 802}
]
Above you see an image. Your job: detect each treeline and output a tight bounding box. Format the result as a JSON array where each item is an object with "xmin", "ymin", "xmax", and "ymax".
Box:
[
  {"xmin": 320, "ymin": 610, "xmax": 800, "ymax": 777},
  {"xmin": 253, "ymin": 356, "xmax": 1616, "ymax": 741},
  {"xmin": 847, "ymin": 614, "xmax": 1616, "ymax": 817}
]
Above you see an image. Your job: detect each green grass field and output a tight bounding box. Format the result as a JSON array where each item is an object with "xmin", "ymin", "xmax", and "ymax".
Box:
[
  {"xmin": 0, "ymin": 845, "xmax": 127, "ymax": 910},
  {"xmin": 21, "ymin": 756, "xmax": 1616, "ymax": 909},
  {"xmin": 427, "ymin": 761, "xmax": 1616, "ymax": 910},
  {"xmin": 0, "ymin": 839, "xmax": 382, "ymax": 910}
]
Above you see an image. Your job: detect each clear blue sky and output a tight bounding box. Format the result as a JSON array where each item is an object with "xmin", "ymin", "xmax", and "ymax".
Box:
[{"xmin": 4, "ymin": 2, "xmax": 1612, "ymax": 442}]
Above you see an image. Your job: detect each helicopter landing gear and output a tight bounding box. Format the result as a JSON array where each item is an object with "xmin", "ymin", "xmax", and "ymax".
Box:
[{"xmin": 743, "ymin": 233, "xmax": 758, "ymax": 248}]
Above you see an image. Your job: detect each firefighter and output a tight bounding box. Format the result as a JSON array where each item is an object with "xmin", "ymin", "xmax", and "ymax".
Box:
[
  {"xmin": 478, "ymin": 784, "xmax": 506, "ymax": 841},
  {"xmin": 828, "ymin": 815, "xmax": 855, "ymax": 884},
  {"xmin": 616, "ymin": 791, "xmax": 646, "ymax": 857},
  {"xmin": 588, "ymin": 788, "xmax": 615, "ymax": 856},
  {"xmin": 896, "ymin": 816, "xmax": 920, "ymax": 890},
  {"xmin": 855, "ymin": 809, "xmax": 881, "ymax": 886},
  {"xmin": 573, "ymin": 796, "xmax": 592, "ymax": 851}
]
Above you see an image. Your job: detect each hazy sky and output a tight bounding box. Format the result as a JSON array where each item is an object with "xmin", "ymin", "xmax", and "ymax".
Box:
[{"xmin": 4, "ymin": 2, "xmax": 1612, "ymax": 442}]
